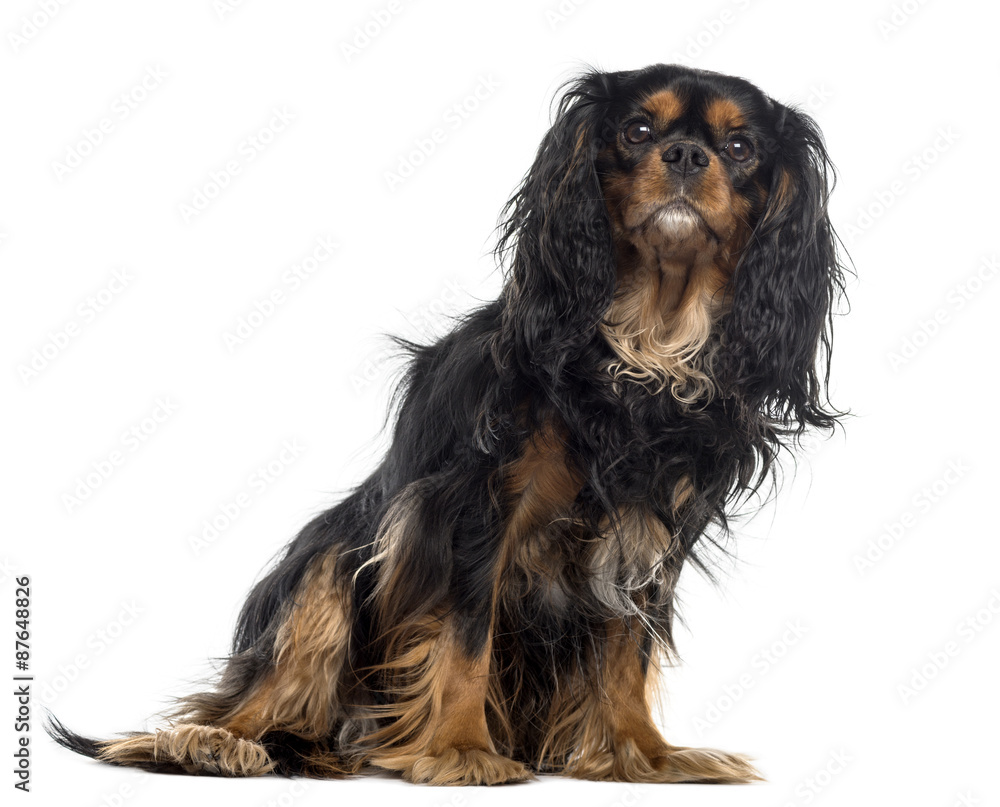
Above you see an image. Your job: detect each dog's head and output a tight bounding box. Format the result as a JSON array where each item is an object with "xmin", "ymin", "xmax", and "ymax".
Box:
[
  {"xmin": 496, "ymin": 65, "xmax": 844, "ymax": 431},
  {"xmin": 597, "ymin": 69, "xmax": 772, "ymax": 272}
]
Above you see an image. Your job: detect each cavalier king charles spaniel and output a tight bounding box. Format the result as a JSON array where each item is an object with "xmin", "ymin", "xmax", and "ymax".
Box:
[{"xmin": 50, "ymin": 64, "xmax": 845, "ymax": 785}]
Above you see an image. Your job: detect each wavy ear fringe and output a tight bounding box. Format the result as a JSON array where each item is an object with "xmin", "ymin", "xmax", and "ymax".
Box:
[
  {"xmin": 493, "ymin": 73, "xmax": 618, "ymax": 392},
  {"xmin": 721, "ymin": 104, "xmax": 847, "ymax": 435}
]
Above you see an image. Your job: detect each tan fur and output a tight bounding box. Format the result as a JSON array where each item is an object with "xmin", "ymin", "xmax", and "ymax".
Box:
[
  {"xmin": 541, "ymin": 620, "xmax": 760, "ymax": 783},
  {"xmin": 600, "ymin": 123, "xmax": 754, "ymax": 250},
  {"xmin": 598, "ymin": 88, "xmax": 763, "ymax": 402},
  {"xmin": 641, "ymin": 90, "xmax": 684, "ymax": 124},
  {"xmin": 488, "ymin": 450, "xmax": 757, "ymax": 788},
  {"xmin": 762, "ymin": 167, "xmax": 796, "ymax": 227},
  {"xmin": 599, "ymin": 251, "xmax": 727, "ymax": 401},
  {"xmin": 598, "ymin": 151, "xmax": 749, "ymax": 402},
  {"xmin": 587, "ymin": 508, "xmax": 678, "ymax": 616},
  {"xmin": 299, "ymin": 748, "xmax": 359, "ymax": 778},
  {"xmin": 269, "ymin": 550, "xmax": 352, "ymax": 738},
  {"xmin": 704, "ymin": 97, "xmax": 746, "ymax": 132},
  {"xmin": 362, "ymin": 614, "xmax": 530, "ymax": 785},
  {"xmin": 405, "ymin": 747, "xmax": 531, "ymax": 786},
  {"xmin": 496, "ymin": 424, "xmax": 584, "ymax": 601},
  {"xmin": 496, "ymin": 429, "xmax": 681, "ymax": 644},
  {"xmin": 220, "ymin": 551, "xmax": 353, "ymax": 743},
  {"xmin": 97, "ymin": 724, "xmax": 274, "ymax": 776},
  {"xmin": 356, "ymin": 480, "xmax": 424, "ymax": 595},
  {"xmin": 152, "ymin": 550, "xmax": 356, "ymax": 776},
  {"xmin": 673, "ymin": 475, "xmax": 694, "ymax": 509},
  {"xmin": 99, "ymin": 551, "xmax": 355, "ymax": 777}
]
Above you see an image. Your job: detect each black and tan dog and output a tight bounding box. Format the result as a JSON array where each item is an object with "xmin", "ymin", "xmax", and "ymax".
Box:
[{"xmin": 50, "ymin": 64, "xmax": 845, "ymax": 785}]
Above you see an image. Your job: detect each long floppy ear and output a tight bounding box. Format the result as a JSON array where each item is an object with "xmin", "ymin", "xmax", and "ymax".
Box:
[
  {"xmin": 494, "ymin": 73, "xmax": 618, "ymax": 389},
  {"xmin": 721, "ymin": 103, "xmax": 846, "ymax": 434}
]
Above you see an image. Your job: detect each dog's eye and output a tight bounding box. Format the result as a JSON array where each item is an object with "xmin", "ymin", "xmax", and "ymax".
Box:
[
  {"xmin": 623, "ymin": 121, "xmax": 653, "ymax": 144},
  {"xmin": 724, "ymin": 138, "xmax": 753, "ymax": 162}
]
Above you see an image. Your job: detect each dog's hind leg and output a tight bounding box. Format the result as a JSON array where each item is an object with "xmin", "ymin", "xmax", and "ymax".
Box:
[{"xmin": 65, "ymin": 549, "xmax": 356, "ymax": 776}]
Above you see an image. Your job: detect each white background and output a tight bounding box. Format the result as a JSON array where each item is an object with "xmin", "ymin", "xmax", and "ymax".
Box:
[{"xmin": 2, "ymin": 0, "xmax": 998, "ymax": 805}]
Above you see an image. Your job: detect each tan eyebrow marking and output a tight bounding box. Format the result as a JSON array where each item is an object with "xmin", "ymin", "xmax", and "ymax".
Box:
[
  {"xmin": 704, "ymin": 97, "xmax": 746, "ymax": 132},
  {"xmin": 640, "ymin": 90, "xmax": 684, "ymax": 125}
]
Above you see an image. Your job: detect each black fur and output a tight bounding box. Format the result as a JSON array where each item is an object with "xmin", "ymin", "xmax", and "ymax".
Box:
[{"xmin": 48, "ymin": 64, "xmax": 846, "ymax": 778}]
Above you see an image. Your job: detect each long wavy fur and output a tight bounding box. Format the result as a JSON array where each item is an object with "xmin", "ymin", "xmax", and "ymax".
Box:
[{"xmin": 48, "ymin": 65, "xmax": 846, "ymax": 784}]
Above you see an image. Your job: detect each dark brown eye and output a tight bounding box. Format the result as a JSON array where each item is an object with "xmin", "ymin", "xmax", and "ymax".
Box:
[
  {"xmin": 725, "ymin": 138, "xmax": 753, "ymax": 162},
  {"xmin": 624, "ymin": 121, "xmax": 653, "ymax": 144}
]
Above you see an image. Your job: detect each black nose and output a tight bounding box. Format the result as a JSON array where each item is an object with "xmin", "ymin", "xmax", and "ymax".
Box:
[{"xmin": 662, "ymin": 142, "xmax": 710, "ymax": 176}]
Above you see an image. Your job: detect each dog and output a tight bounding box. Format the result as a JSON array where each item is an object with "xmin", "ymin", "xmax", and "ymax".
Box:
[{"xmin": 49, "ymin": 63, "xmax": 845, "ymax": 785}]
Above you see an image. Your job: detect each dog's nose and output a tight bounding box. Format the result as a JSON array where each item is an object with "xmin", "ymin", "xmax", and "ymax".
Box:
[{"xmin": 662, "ymin": 142, "xmax": 710, "ymax": 176}]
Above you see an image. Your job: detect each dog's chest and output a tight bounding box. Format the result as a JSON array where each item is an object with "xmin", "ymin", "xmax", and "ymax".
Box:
[{"xmin": 499, "ymin": 428, "xmax": 678, "ymax": 618}]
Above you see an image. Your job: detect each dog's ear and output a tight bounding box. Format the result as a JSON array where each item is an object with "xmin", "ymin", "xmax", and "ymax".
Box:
[
  {"xmin": 721, "ymin": 103, "xmax": 845, "ymax": 433},
  {"xmin": 494, "ymin": 73, "xmax": 618, "ymax": 389}
]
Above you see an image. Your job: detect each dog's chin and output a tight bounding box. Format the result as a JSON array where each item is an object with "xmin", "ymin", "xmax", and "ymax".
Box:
[
  {"xmin": 654, "ymin": 201, "xmax": 712, "ymax": 240},
  {"xmin": 638, "ymin": 201, "xmax": 719, "ymax": 265}
]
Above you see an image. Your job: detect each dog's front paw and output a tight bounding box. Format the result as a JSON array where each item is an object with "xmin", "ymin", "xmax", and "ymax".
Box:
[
  {"xmin": 563, "ymin": 740, "xmax": 761, "ymax": 784},
  {"xmin": 648, "ymin": 746, "xmax": 762, "ymax": 783},
  {"xmin": 406, "ymin": 747, "xmax": 533, "ymax": 786}
]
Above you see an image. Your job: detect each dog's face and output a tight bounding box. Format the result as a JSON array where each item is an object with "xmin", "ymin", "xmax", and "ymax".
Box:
[
  {"xmin": 497, "ymin": 64, "xmax": 841, "ymax": 423},
  {"xmin": 596, "ymin": 73, "xmax": 775, "ymax": 272}
]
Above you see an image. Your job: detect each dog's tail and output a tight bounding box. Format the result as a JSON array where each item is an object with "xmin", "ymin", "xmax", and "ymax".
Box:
[{"xmin": 45, "ymin": 715, "xmax": 109, "ymax": 761}]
